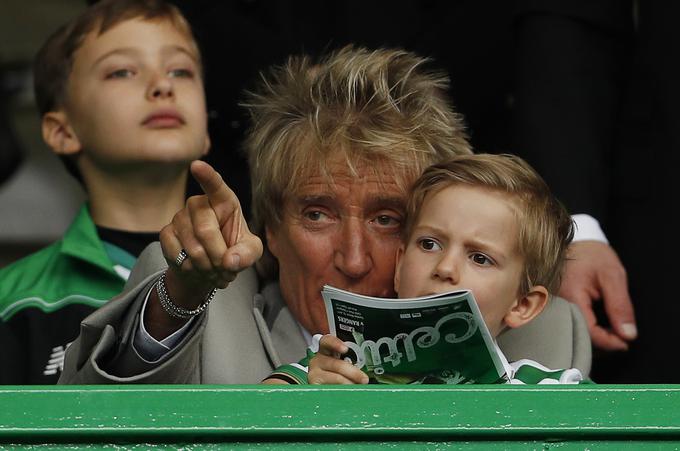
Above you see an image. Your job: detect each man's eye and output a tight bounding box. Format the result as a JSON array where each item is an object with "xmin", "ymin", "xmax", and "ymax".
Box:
[
  {"xmin": 418, "ymin": 238, "xmax": 441, "ymax": 251},
  {"xmin": 106, "ymin": 69, "xmax": 134, "ymax": 79},
  {"xmin": 375, "ymin": 215, "xmax": 400, "ymax": 227},
  {"xmin": 168, "ymin": 68, "xmax": 194, "ymax": 78},
  {"xmin": 471, "ymin": 253, "xmax": 493, "ymax": 266},
  {"xmin": 304, "ymin": 210, "xmax": 326, "ymax": 221}
]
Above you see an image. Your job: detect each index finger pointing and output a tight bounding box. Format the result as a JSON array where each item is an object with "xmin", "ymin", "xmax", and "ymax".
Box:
[{"xmin": 190, "ymin": 160, "xmax": 236, "ymax": 204}]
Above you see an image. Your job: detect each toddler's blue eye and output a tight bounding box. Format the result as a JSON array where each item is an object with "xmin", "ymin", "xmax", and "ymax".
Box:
[{"xmin": 471, "ymin": 253, "xmax": 493, "ymax": 266}]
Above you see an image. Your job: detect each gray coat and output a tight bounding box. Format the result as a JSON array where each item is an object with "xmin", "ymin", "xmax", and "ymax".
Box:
[{"xmin": 59, "ymin": 243, "xmax": 591, "ymax": 384}]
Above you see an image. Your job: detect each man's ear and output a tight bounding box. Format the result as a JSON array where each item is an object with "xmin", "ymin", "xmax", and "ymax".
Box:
[
  {"xmin": 41, "ymin": 111, "xmax": 82, "ymax": 156},
  {"xmin": 393, "ymin": 244, "xmax": 406, "ymax": 294},
  {"xmin": 265, "ymin": 225, "xmax": 279, "ymax": 259},
  {"xmin": 504, "ymin": 285, "xmax": 549, "ymax": 329}
]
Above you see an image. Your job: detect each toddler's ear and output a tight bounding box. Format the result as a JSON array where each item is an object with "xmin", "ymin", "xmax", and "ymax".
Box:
[
  {"xmin": 42, "ymin": 111, "xmax": 81, "ymax": 156},
  {"xmin": 504, "ymin": 285, "xmax": 549, "ymax": 329}
]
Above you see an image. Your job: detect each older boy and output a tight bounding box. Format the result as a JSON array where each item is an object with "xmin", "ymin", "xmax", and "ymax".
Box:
[
  {"xmin": 266, "ymin": 153, "xmax": 587, "ymax": 385},
  {"xmin": 0, "ymin": 0, "xmax": 209, "ymax": 384}
]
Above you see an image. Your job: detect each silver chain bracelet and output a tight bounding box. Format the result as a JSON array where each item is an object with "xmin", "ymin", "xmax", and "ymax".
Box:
[{"xmin": 156, "ymin": 271, "xmax": 217, "ymax": 319}]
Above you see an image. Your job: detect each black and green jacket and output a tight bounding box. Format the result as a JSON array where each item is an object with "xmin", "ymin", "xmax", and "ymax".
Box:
[{"xmin": 0, "ymin": 205, "xmax": 134, "ymax": 384}]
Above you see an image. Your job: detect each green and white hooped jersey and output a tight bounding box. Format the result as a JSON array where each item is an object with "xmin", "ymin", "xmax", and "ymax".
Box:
[{"xmin": 268, "ymin": 334, "xmax": 590, "ymax": 385}]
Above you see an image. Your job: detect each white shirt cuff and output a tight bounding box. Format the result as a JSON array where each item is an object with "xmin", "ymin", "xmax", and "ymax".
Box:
[
  {"xmin": 133, "ymin": 285, "xmax": 194, "ymax": 363},
  {"xmin": 571, "ymin": 214, "xmax": 609, "ymax": 244}
]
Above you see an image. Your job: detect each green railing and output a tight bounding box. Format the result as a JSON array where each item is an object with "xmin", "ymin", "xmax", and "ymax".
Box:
[{"xmin": 1, "ymin": 384, "xmax": 679, "ymax": 449}]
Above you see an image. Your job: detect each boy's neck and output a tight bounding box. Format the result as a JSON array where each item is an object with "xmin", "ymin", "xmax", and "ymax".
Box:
[{"xmin": 84, "ymin": 164, "xmax": 189, "ymax": 232}]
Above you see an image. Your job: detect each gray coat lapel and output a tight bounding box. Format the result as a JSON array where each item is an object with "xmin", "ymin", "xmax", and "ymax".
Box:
[{"xmin": 253, "ymin": 283, "xmax": 308, "ymax": 368}]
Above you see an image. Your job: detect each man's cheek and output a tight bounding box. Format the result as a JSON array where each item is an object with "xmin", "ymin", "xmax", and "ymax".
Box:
[{"xmin": 302, "ymin": 239, "xmax": 335, "ymax": 270}]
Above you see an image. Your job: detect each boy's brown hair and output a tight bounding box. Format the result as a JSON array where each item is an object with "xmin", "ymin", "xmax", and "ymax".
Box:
[
  {"xmin": 33, "ymin": 0, "xmax": 200, "ymax": 181},
  {"xmin": 404, "ymin": 153, "xmax": 574, "ymax": 295}
]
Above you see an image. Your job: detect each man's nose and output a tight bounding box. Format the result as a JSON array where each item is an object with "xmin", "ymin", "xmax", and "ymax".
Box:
[
  {"xmin": 147, "ymin": 72, "xmax": 174, "ymax": 99},
  {"xmin": 334, "ymin": 218, "xmax": 372, "ymax": 279}
]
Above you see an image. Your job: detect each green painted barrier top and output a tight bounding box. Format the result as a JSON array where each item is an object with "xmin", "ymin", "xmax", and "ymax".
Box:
[{"xmin": 1, "ymin": 384, "xmax": 679, "ymax": 449}]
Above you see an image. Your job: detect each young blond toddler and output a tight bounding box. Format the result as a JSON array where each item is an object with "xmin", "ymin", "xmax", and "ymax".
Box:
[{"xmin": 265, "ymin": 153, "xmax": 588, "ymax": 385}]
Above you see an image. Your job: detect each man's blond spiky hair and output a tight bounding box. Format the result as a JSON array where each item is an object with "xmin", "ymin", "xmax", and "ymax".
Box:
[{"xmin": 242, "ymin": 46, "xmax": 472, "ymax": 263}]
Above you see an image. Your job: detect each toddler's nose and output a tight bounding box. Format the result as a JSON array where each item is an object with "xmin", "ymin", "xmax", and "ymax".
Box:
[{"xmin": 433, "ymin": 252, "xmax": 460, "ymax": 286}]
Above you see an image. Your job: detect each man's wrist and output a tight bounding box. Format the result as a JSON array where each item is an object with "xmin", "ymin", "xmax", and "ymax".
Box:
[
  {"xmin": 133, "ymin": 284, "xmax": 195, "ymax": 363},
  {"xmin": 157, "ymin": 271, "xmax": 216, "ymax": 319}
]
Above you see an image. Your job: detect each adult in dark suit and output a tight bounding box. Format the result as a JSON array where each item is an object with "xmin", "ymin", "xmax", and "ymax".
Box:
[{"xmin": 512, "ymin": 0, "xmax": 680, "ymax": 382}]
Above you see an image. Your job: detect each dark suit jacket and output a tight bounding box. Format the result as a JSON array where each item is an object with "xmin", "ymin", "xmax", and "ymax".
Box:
[{"xmin": 512, "ymin": 0, "xmax": 680, "ymax": 383}]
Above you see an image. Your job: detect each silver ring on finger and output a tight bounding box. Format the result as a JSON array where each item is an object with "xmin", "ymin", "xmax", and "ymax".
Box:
[{"xmin": 175, "ymin": 248, "xmax": 189, "ymax": 268}]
